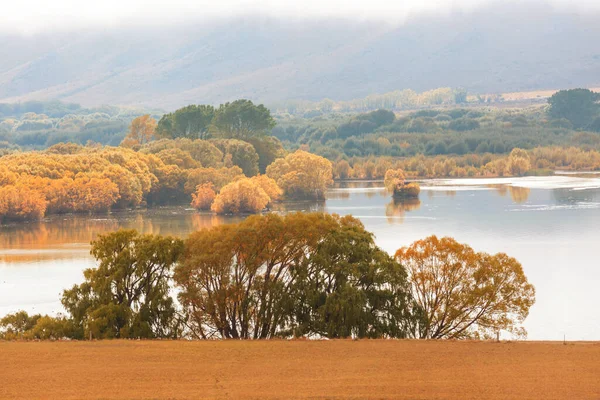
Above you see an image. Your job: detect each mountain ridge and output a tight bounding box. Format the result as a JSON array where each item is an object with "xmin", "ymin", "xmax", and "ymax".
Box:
[{"xmin": 1, "ymin": 3, "xmax": 599, "ymax": 109}]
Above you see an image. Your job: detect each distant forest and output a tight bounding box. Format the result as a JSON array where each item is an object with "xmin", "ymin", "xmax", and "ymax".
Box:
[{"xmin": 3, "ymin": 89, "xmax": 598, "ymax": 161}]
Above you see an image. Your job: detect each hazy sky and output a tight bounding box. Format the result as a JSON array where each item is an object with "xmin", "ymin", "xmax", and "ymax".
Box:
[{"xmin": 3, "ymin": 0, "xmax": 600, "ymax": 34}]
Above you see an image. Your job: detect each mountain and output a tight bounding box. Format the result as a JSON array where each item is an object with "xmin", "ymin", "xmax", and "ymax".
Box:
[{"xmin": 1, "ymin": 2, "xmax": 599, "ymax": 110}]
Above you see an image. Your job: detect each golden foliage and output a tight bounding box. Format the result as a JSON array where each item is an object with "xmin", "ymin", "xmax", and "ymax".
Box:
[
  {"xmin": 384, "ymin": 169, "xmax": 406, "ymax": 193},
  {"xmin": 395, "ymin": 235, "xmax": 536, "ymax": 339},
  {"xmin": 185, "ymin": 166, "xmax": 244, "ymax": 193},
  {"xmin": 505, "ymin": 148, "xmax": 532, "ymax": 176},
  {"xmin": 0, "ymin": 185, "xmax": 47, "ymax": 222},
  {"xmin": 385, "ymin": 198, "xmax": 421, "ymax": 223},
  {"xmin": 121, "ymin": 115, "xmax": 157, "ymax": 149},
  {"xmin": 384, "ymin": 169, "xmax": 420, "ymax": 198},
  {"xmin": 211, "ymin": 178, "xmax": 270, "ymax": 214},
  {"xmin": 344, "ymin": 147, "xmax": 600, "ymax": 180},
  {"xmin": 0, "ymin": 146, "xmax": 166, "ymax": 217},
  {"xmin": 191, "ymin": 183, "xmax": 216, "ymax": 210},
  {"xmin": 266, "ymin": 150, "xmax": 333, "ymax": 200},
  {"xmin": 249, "ymin": 174, "xmax": 282, "ymax": 203}
]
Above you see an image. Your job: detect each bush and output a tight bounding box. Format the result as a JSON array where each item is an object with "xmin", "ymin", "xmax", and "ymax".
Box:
[
  {"xmin": 211, "ymin": 178, "xmax": 270, "ymax": 214},
  {"xmin": 191, "ymin": 183, "xmax": 216, "ymax": 210}
]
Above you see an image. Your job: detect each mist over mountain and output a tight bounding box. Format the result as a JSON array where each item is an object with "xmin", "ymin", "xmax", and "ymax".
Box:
[{"xmin": 1, "ymin": 2, "xmax": 599, "ymax": 109}]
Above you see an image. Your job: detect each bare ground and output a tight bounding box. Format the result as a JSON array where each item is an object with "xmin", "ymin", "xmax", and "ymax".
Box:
[{"xmin": 1, "ymin": 340, "xmax": 599, "ymax": 399}]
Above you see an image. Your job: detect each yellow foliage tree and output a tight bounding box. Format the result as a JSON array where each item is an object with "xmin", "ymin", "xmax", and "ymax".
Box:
[
  {"xmin": 249, "ymin": 175, "xmax": 282, "ymax": 203},
  {"xmin": 384, "ymin": 169, "xmax": 420, "ymax": 198},
  {"xmin": 211, "ymin": 178, "xmax": 270, "ymax": 214},
  {"xmin": 266, "ymin": 150, "xmax": 333, "ymax": 200},
  {"xmin": 505, "ymin": 148, "xmax": 532, "ymax": 176}
]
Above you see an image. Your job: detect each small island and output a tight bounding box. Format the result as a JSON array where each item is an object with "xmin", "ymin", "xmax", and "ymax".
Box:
[{"xmin": 384, "ymin": 168, "xmax": 420, "ymax": 199}]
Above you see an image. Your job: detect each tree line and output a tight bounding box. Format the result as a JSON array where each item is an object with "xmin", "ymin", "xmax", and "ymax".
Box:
[
  {"xmin": 274, "ymin": 93, "xmax": 600, "ymax": 160},
  {"xmin": 0, "ymin": 213, "xmax": 535, "ymax": 341},
  {"xmin": 0, "ymin": 99, "xmax": 333, "ymax": 222}
]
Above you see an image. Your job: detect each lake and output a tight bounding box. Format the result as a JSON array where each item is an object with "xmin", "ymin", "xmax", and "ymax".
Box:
[{"xmin": 2, "ymin": 175, "xmax": 600, "ymax": 340}]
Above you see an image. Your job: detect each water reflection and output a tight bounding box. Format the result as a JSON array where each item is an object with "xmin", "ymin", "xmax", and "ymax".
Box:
[
  {"xmin": 4, "ymin": 178, "xmax": 600, "ymax": 340},
  {"xmin": 509, "ymin": 186, "xmax": 531, "ymax": 204},
  {"xmin": 385, "ymin": 198, "xmax": 422, "ymax": 223},
  {"xmin": 0, "ymin": 210, "xmax": 242, "ymax": 262}
]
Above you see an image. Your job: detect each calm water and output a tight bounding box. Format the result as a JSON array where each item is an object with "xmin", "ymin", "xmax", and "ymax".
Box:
[{"xmin": 2, "ymin": 175, "xmax": 600, "ymax": 340}]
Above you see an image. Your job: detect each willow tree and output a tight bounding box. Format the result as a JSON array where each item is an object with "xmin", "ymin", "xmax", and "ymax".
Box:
[
  {"xmin": 174, "ymin": 213, "xmax": 418, "ymax": 339},
  {"xmin": 266, "ymin": 150, "xmax": 333, "ymax": 200},
  {"xmin": 62, "ymin": 230, "xmax": 184, "ymax": 339},
  {"xmin": 395, "ymin": 235, "xmax": 535, "ymax": 339}
]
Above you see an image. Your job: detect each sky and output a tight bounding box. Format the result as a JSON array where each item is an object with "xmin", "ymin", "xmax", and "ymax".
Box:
[{"xmin": 3, "ymin": 0, "xmax": 600, "ymax": 34}]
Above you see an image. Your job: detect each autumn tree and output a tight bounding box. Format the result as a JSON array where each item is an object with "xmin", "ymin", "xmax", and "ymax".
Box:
[
  {"xmin": 395, "ymin": 235, "xmax": 535, "ymax": 339},
  {"xmin": 185, "ymin": 166, "xmax": 244, "ymax": 193},
  {"xmin": 250, "ymin": 174, "xmax": 282, "ymax": 203},
  {"xmin": 211, "ymin": 177, "xmax": 271, "ymax": 214},
  {"xmin": 266, "ymin": 150, "xmax": 333, "ymax": 200},
  {"xmin": 191, "ymin": 183, "xmax": 216, "ymax": 210},
  {"xmin": 334, "ymin": 159, "xmax": 351, "ymax": 179},
  {"xmin": 212, "ymin": 100, "xmax": 276, "ymax": 140},
  {"xmin": 384, "ymin": 169, "xmax": 420, "ymax": 198},
  {"xmin": 0, "ymin": 185, "xmax": 47, "ymax": 222},
  {"xmin": 505, "ymin": 148, "xmax": 531, "ymax": 176},
  {"xmin": 62, "ymin": 230, "xmax": 185, "ymax": 339},
  {"xmin": 175, "ymin": 213, "xmax": 418, "ymax": 339},
  {"xmin": 121, "ymin": 115, "xmax": 157, "ymax": 148},
  {"xmin": 210, "ymin": 138, "xmax": 260, "ymax": 176},
  {"xmin": 141, "ymin": 138, "xmax": 223, "ymax": 168}
]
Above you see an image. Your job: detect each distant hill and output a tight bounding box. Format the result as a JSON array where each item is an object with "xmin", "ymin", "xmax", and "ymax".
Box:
[{"xmin": 1, "ymin": 2, "xmax": 599, "ymax": 110}]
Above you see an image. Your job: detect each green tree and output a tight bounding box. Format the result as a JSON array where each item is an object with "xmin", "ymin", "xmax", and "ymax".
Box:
[
  {"xmin": 246, "ymin": 136, "xmax": 286, "ymax": 173},
  {"xmin": 210, "ymin": 138, "xmax": 260, "ymax": 176},
  {"xmin": 289, "ymin": 216, "xmax": 419, "ymax": 338},
  {"xmin": 61, "ymin": 230, "xmax": 184, "ymax": 339},
  {"xmin": 0, "ymin": 311, "xmax": 76, "ymax": 340},
  {"xmin": 548, "ymin": 89, "xmax": 600, "ymax": 129},
  {"xmin": 0, "ymin": 311, "xmax": 41, "ymax": 339},
  {"xmin": 156, "ymin": 105, "xmax": 215, "ymax": 139},
  {"xmin": 212, "ymin": 100, "xmax": 276, "ymax": 140}
]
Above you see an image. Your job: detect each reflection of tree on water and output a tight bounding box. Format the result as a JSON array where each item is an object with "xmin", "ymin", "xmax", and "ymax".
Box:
[
  {"xmin": 385, "ymin": 198, "xmax": 421, "ymax": 224},
  {"xmin": 489, "ymin": 184, "xmax": 529, "ymax": 204},
  {"xmin": 0, "ymin": 209, "xmax": 235, "ymax": 259},
  {"xmin": 325, "ymin": 190, "xmax": 351, "ymax": 200},
  {"xmin": 551, "ymin": 187, "xmax": 600, "ymax": 204},
  {"xmin": 494, "ymin": 185, "xmax": 508, "ymax": 197},
  {"xmin": 509, "ymin": 186, "xmax": 530, "ymax": 204}
]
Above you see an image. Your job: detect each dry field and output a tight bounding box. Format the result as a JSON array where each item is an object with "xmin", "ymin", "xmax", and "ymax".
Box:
[
  {"xmin": 1, "ymin": 340, "xmax": 599, "ymax": 399},
  {"xmin": 487, "ymin": 87, "xmax": 600, "ymax": 102}
]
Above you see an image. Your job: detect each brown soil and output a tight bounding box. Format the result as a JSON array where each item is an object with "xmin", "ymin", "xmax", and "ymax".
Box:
[{"xmin": 1, "ymin": 340, "xmax": 599, "ymax": 399}]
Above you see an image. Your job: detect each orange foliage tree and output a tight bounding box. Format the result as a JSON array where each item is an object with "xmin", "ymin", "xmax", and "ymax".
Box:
[
  {"xmin": 0, "ymin": 186, "xmax": 47, "ymax": 222},
  {"xmin": 395, "ymin": 235, "xmax": 535, "ymax": 339},
  {"xmin": 121, "ymin": 115, "xmax": 157, "ymax": 148},
  {"xmin": 191, "ymin": 183, "xmax": 216, "ymax": 210}
]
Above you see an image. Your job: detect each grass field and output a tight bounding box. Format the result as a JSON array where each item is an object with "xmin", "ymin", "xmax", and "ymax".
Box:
[{"xmin": 1, "ymin": 340, "xmax": 599, "ymax": 399}]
